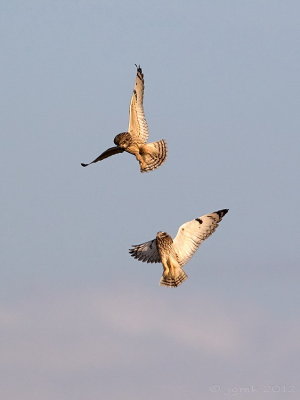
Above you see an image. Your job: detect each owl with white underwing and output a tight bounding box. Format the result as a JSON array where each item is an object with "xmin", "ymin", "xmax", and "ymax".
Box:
[
  {"xmin": 129, "ymin": 209, "xmax": 229, "ymax": 287},
  {"xmin": 81, "ymin": 65, "xmax": 167, "ymax": 172}
]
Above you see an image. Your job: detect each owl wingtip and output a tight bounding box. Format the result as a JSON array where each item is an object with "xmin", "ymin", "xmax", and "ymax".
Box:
[
  {"xmin": 135, "ymin": 64, "xmax": 142, "ymax": 73},
  {"xmin": 215, "ymin": 209, "xmax": 229, "ymax": 218}
]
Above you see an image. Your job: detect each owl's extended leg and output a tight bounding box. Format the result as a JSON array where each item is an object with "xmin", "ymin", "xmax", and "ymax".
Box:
[
  {"xmin": 159, "ymin": 258, "xmax": 170, "ymax": 279},
  {"xmin": 125, "ymin": 144, "xmax": 148, "ymax": 171},
  {"xmin": 134, "ymin": 152, "xmax": 148, "ymax": 171},
  {"xmin": 159, "ymin": 258, "xmax": 187, "ymax": 288}
]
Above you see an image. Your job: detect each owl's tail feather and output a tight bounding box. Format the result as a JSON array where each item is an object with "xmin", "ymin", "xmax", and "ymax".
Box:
[
  {"xmin": 160, "ymin": 269, "xmax": 188, "ymax": 288},
  {"xmin": 139, "ymin": 139, "xmax": 167, "ymax": 172}
]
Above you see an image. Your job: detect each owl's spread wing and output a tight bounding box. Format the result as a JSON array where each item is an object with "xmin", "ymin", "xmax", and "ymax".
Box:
[
  {"xmin": 81, "ymin": 146, "xmax": 124, "ymax": 167},
  {"xmin": 173, "ymin": 209, "xmax": 229, "ymax": 266},
  {"xmin": 128, "ymin": 65, "xmax": 149, "ymax": 143},
  {"xmin": 129, "ymin": 239, "xmax": 161, "ymax": 263}
]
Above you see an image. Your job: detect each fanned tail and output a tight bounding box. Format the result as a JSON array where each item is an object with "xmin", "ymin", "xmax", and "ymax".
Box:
[
  {"xmin": 139, "ymin": 139, "xmax": 167, "ymax": 172},
  {"xmin": 160, "ymin": 269, "xmax": 187, "ymax": 288}
]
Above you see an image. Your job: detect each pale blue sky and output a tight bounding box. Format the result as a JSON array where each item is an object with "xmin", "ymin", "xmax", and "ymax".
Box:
[{"xmin": 1, "ymin": 1, "xmax": 299, "ymax": 399}]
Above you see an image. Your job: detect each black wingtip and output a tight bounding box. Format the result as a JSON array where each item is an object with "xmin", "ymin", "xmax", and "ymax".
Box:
[
  {"xmin": 135, "ymin": 64, "xmax": 142, "ymax": 73},
  {"xmin": 215, "ymin": 209, "xmax": 229, "ymax": 218},
  {"xmin": 81, "ymin": 163, "xmax": 88, "ymax": 167}
]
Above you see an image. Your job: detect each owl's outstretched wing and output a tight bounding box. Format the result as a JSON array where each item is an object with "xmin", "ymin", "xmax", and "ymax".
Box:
[
  {"xmin": 128, "ymin": 65, "xmax": 149, "ymax": 143},
  {"xmin": 173, "ymin": 209, "xmax": 229, "ymax": 266},
  {"xmin": 129, "ymin": 239, "xmax": 161, "ymax": 263},
  {"xmin": 81, "ymin": 146, "xmax": 124, "ymax": 167}
]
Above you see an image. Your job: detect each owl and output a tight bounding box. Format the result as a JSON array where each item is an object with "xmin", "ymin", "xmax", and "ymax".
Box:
[
  {"xmin": 129, "ymin": 209, "xmax": 228, "ymax": 287},
  {"xmin": 81, "ymin": 65, "xmax": 167, "ymax": 172}
]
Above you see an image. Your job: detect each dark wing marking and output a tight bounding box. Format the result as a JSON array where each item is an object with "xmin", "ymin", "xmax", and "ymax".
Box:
[{"xmin": 81, "ymin": 146, "xmax": 124, "ymax": 167}]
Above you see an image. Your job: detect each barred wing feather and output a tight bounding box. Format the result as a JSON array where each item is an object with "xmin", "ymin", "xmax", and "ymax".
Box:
[
  {"xmin": 173, "ymin": 209, "xmax": 228, "ymax": 267},
  {"xmin": 129, "ymin": 239, "xmax": 161, "ymax": 263},
  {"xmin": 128, "ymin": 65, "xmax": 149, "ymax": 143}
]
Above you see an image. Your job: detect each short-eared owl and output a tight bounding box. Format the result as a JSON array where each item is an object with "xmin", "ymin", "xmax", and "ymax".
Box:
[
  {"xmin": 81, "ymin": 65, "xmax": 167, "ymax": 172},
  {"xmin": 129, "ymin": 209, "xmax": 228, "ymax": 287}
]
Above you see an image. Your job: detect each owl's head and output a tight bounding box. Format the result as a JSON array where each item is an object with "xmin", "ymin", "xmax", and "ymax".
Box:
[
  {"xmin": 114, "ymin": 132, "xmax": 132, "ymax": 149},
  {"xmin": 156, "ymin": 232, "xmax": 172, "ymax": 242},
  {"xmin": 157, "ymin": 231, "xmax": 167, "ymax": 238},
  {"xmin": 156, "ymin": 231, "xmax": 173, "ymax": 249}
]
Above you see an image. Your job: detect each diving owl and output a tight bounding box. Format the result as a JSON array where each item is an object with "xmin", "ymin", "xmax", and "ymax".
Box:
[
  {"xmin": 81, "ymin": 65, "xmax": 167, "ymax": 172},
  {"xmin": 129, "ymin": 209, "xmax": 229, "ymax": 287}
]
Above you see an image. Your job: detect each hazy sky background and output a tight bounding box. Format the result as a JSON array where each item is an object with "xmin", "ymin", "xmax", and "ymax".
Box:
[{"xmin": 1, "ymin": 1, "xmax": 299, "ymax": 399}]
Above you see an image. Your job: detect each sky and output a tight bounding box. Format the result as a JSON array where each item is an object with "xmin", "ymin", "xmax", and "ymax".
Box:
[{"xmin": 1, "ymin": 0, "xmax": 299, "ymax": 399}]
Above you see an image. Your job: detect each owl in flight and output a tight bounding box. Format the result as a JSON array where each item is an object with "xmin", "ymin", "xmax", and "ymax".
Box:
[
  {"xmin": 81, "ymin": 65, "xmax": 167, "ymax": 172},
  {"xmin": 129, "ymin": 209, "xmax": 228, "ymax": 287}
]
